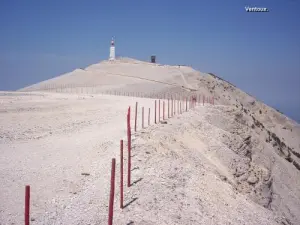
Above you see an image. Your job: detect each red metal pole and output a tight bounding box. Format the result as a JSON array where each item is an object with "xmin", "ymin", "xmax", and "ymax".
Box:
[
  {"xmin": 192, "ymin": 96, "xmax": 194, "ymax": 108},
  {"xmin": 193, "ymin": 96, "xmax": 195, "ymax": 108},
  {"xmin": 171, "ymin": 98, "xmax": 173, "ymax": 117},
  {"xmin": 186, "ymin": 98, "xmax": 188, "ymax": 111},
  {"xmin": 120, "ymin": 140, "xmax": 124, "ymax": 209},
  {"xmin": 127, "ymin": 107, "xmax": 130, "ymax": 132},
  {"xmin": 129, "ymin": 108, "xmax": 131, "ymax": 158},
  {"xmin": 142, "ymin": 107, "xmax": 144, "ymax": 129},
  {"xmin": 25, "ymin": 185, "xmax": 30, "ymax": 225},
  {"xmin": 128, "ymin": 126, "xmax": 131, "ymax": 187},
  {"xmin": 180, "ymin": 101, "xmax": 182, "ymax": 114},
  {"xmin": 127, "ymin": 111, "xmax": 131, "ymax": 188},
  {"xmin": 212, "ymin": 97, "xmax": 214, "ymax": 105},
  {"xmin": 148, "ymin": 108, "xmax": 150, "ymax": 126},
  {"xmin": 128, "ymin": 106, "xmax": 131, "ymax": 124},
  {"xmin": 134, "ymin": 102, "xmax": 138, "ymax": 132},
  {"xmin": 174, "ymin": 98, "xmax": 176, "ymax": 115},
  {"xmin": 168, "ymin": 99, "xmax": 170, "ymax": 118},
  {"xmin": 158, "ymin": 100, "xmax": 161, "ymax": 122},
  {"xmin": 155, "ymin": 100, "xmax": 157, "ymax": 124},
  {"xmin": 174, "ymin": 99, "xmax": 176, "ymax": 115},
  {"xmin": 108, "ymin": 158, "xmax": 116, "ymax": 225},
  {"xmin": 163, "ymin": 101, "xmax": 165, "ymax": 120}
]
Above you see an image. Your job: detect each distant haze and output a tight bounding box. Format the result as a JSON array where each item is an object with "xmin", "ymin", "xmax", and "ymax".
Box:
[{"xmin": 0, "ymin": 1, "xmax": 299, "ymax": 122}]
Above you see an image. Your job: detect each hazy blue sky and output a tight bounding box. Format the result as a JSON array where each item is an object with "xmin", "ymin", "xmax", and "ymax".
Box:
[{"xmin": 0, "ymin": 0, "xmax": 299, "ymax": 122}]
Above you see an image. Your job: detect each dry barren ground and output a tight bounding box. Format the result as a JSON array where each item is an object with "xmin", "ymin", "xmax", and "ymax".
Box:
[
  {"xmin": 0, "ymin": 92, "xmax": 155, "ymax": 224},
  {"xmin": 1, "ymin": 80, "xmax": 300, "ymax": 224}
]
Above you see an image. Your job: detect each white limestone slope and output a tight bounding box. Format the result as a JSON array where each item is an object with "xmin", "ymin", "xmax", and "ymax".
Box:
[
  {"xmin": 19, "ymin": 58, "xmax": 198, "ymax": 94},
  {"xmin": 0, "ymin": 58, "xmax": 299, "ymax": 224}
]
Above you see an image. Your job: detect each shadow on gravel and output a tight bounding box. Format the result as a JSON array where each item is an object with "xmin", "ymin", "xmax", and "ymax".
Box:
[
  {"xmin": 126, "ymin": 220, "xmax": 134, "ymax": 224},
  {"xmin": 132, "ymin": 178, "xmax": 143, "ymax": 186},
  {"xmin": 124, "ymin": 197, "xmax": 138, "ymax": 209},
  {"xmin": 131, "ymin": 166, "xmax": 139, "ymax": 171}
]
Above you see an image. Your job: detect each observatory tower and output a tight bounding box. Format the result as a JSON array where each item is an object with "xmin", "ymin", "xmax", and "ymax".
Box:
[{"xmin": 109, "ymin": 37, "xmax": 115, "ymax": 60}]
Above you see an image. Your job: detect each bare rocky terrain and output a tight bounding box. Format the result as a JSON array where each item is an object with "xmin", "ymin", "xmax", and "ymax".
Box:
[{"xmin": 1, "ymin": 58, "xmax": 299, "ymax": 224}]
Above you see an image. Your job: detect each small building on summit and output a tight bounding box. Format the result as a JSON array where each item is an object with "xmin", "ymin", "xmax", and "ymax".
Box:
[{"xmin": 151, "ymin": 55, "xmax": 156, "ymax": 63}]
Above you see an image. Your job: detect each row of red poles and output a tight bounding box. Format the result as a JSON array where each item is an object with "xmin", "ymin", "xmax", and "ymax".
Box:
[
  {"xmin": 108, "ymin": 105, "xmax": 132, "ymax": 225},
  {"xmin": 107, "ymin": 94, "xmax": 214, "ymax": 224},
  {"xmin": 103, "ymin": 92, "xmax": 215, "ymax": 105},
  {"xmin": 23, "ymin": 93, "xmax": 214, "ymax": 225},
  {"xmin": 45, "ymin": 85, "xmax": 214, "ymax": 102},
  {"xmin": 139, "ymin": 94, "xmax": 214, "ymax": 127}
]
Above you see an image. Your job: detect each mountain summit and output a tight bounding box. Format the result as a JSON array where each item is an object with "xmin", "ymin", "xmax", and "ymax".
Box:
[{"xmin": 1, "ymin": 58, "xmax": 300, "ymax": 224}]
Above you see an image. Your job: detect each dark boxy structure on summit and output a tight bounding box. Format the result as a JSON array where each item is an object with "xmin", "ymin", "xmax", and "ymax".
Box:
[{"xmin": 151, "ymin": 55, "xmax": 156, "ymax": 63}]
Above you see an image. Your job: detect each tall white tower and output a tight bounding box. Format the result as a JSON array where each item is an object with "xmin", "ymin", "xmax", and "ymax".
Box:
[{"xmin": 109, "ymin": 37, "xmax": 115, "ymax": 60}]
